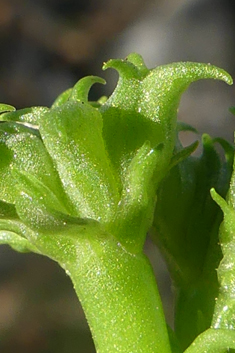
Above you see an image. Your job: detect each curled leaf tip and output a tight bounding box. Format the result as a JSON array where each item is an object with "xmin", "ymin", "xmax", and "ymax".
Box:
[
  {"xmin": 0, "ymin": 104, "xmax": 16, "ymax": 114},
  {"xmin": 210, "ymin": 188, "xmax": 228, "ymax": 211},
  {"xmin": 156, "ymin": 61, "xmax": 233, "ymax": 86},
  {"xmin": 191, "ymin": 62, "xmax": 233, "ymax": 85},
  {"xmin": 202, "ymin": 63, "xmax": 233, "ymax": 85},
  {"xmin": 102, "ymin": 58, "xmax": 144, "ymax": 80},
  {"xmin": 70, "ymin": 76, "xmax": 106, "ymax": 103},
  {"xmin": 177, "ymin": 121, "xmax": 198, "ymax": 134},
  {"xmin": 202, "ymin": 133, "xmax": 212, "ymax": 145},
  {"xmin": 125, "ymin": 53, "xmax": 149, "ymax": 74}
]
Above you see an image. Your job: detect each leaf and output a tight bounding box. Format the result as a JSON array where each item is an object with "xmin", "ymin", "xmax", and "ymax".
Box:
[
  {"xmin": 209, "ymin": 135, "xmax": 235, "ymax": 331},
  {"xmin": 37, "ymin": 101, "xmax": 119, "ymax": 223},
  {"xmin": 69, "ymin": 76, "xmax": 106, "ymax": 102},
  {"xmin": 13, "ymin": 170, "xmax": 70, "ymax": 231},
  {"xmin": 0, "ymin": 209, "xmax": 41, "ymax": 253},
  {"xmin": 184, "ymin": 328, "xmax": 235, "ymax": 353},
  {"xmin": 101, "ymin": 54, "xmax": 232, "ymax": 189},
  {"xmin": 0, "ymin": 121, "xmax": 70, "ymax": 213},
  {"xmin": 109, "ymin": 141, "xmax": 163, "ymax": 251},
  {"xmin": 51, "ymin": 88, "xmax": 72, "ymax": 108},
  {"xmin": 210, "ymin": 190, "xmax": 235, "ymax": 330},
  {"xmin": 0, "ymin": 230, "xmax": 40, "ymax": 253},
  {"xmin": 0, "ymin": 103, "xmax": 15, "ymax": 113},
  {"xmin": 0, "ymin": 199, "xmax": 17, "ymax": 218},
  {"xmin": 51, "ymin": 76, "xmax": 105, "ymax": 108},
  {"xmin": 151, "ymin": 134, "xmax": 233, "ymax": 348},
  {"xmin": 0, "ymin": 53, "xmax": 232, "ymax": 259},
  {"xmin": 153, "ymin": 133, "xmax": 233, "ymax": 281},
  {"xmin": 0, "ymin": 106, "xmax": 49, "ymax": 125}
]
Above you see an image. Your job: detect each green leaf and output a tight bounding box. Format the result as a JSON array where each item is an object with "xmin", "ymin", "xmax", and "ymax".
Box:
[
  {"xmin": 0, "ymin": 229, "xmax": 40, "ymax": 253},
  {"xmin": 101, "ymin": 54, "xmax": 232, "ymax": 190},
  {"xmin": 51, "ymin": 88, "xmax": 72, "ymax": 108},
  {"xmin": 153, "ymin": 133, "xmax": 233, "ymax": 285},
  {"xmin": 51, "ymin": 76, "xmax": 106, "ymax": 108},
  {"xmin": 184, "ymin": 328, "xmax": 235, "ymax": 353},
  {"xmin": 0, "ymin": 200, "xmax": 17, "ymax": 218},
  {"xmin": 151, "ymin": 133, "xmax": 233, "ymax": 348},
  {"xmin": 0, "ymin": 206, "xmax": 41, "ymax": 253},
  {"xmin": 0, "ymin": 103, "xmax": 15, "ymax": 113},
  {"xmin": 0, "ymin": 122, "xmax": 70, "ymax": 213},
  {"xmin": 109, "ymin": 141, "xmax": 163, "ymax": 251},
  {"xmin": 37, "ymin": 101, "xmax": 119, "ymax": 224},
  {"xmin": 0, "ymin": 106, "xmax": 49, "ymax": 125},
  {"xmin": 169, "ymin": 140, "xmax": 199, "ymax": 170},
  {"xmin": 210, "ymin": 135, "xmax": 235, "ymax": 331},
  {"xmin": 69, "ymin": 76, "xmax": 106, "ymax": 103},
  {"xmin": 210, "ymin": 190, "xmax": 235, "ymax": 330},
  {"xmin": 0, "ymin": 53, "xmax": 233, "ymax": 353},
  {"xmin": 13, "ymin": 170, "xmax": 70, "ymax": 230}
]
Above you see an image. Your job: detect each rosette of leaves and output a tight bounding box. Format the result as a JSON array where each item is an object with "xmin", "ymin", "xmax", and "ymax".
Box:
[{"xmin": 0, "ymin": 53, "xmax": 232, "ymax": 353}]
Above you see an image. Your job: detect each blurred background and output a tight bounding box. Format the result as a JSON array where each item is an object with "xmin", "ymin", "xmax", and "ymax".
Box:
[{"xmin": 0, "ymin": 0, "xmax": 235, "ymax": 351}]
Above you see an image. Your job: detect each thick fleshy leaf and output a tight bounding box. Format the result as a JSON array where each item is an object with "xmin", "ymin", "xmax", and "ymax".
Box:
[
  {"xmin": 69, "ymin": 76, "xmax": 106, "ymax": 103},
  {"xmin": 0, "ymin": 209, "xmax": 41, "ymax": 253},
  {"xmin": 13, "ymin": 170, "xmax": 70, "ymax": 230},
  {"xmin": 101, "ymin": 53, "xmax": 232, "ymax": 189},
  {"xmin": 0, "ymin": 121, "xmax": 71, "ymax": 213},
  {"xmin": 38, "ymin": 101, "xmax": 119, "ymax": 223},
  {"xmin": 0, "ymin": 230, "xmax": 40, "ymax": 253},
  {"xmin": 0, "ymin": 103, "xmax": 15, "ymax": 113},
  {"xmin": 0, "ymin": 122, "xmax": 39, "ymax": 203},
  {"xmin": 0, "ymin": 106, "xmax": 49, "ymax": 125},
  {"xmin": 51, "ymin": 76, "xmax": 105, "ymax": 108},
  {"xmin": 109, "ymin": 141, "xmax": 164, "ymax": 251},
  {"xmin": 184, "ymin": 328, "xmax": 235, "ymax": 353}
]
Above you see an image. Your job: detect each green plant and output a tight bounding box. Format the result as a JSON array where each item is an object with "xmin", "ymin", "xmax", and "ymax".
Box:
[{"xmin": 0, "ymin": 53, "xmax": 235, "ymax": 352}]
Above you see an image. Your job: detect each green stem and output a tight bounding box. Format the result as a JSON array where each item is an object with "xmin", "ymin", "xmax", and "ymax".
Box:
[{"xmin": 60, "ymin": 232, "xmax": 172, "ymax": 353}]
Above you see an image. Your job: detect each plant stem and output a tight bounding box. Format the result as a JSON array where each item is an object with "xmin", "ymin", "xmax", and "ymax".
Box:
[{"xmin": 62, "ymin": 232, "xmax": 172, "ymax": 353}]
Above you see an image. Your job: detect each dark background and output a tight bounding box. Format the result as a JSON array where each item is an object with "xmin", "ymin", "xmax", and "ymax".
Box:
[{"xmin": 0, "ymin": 0, "xmax": 235, "ymax": 352}]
